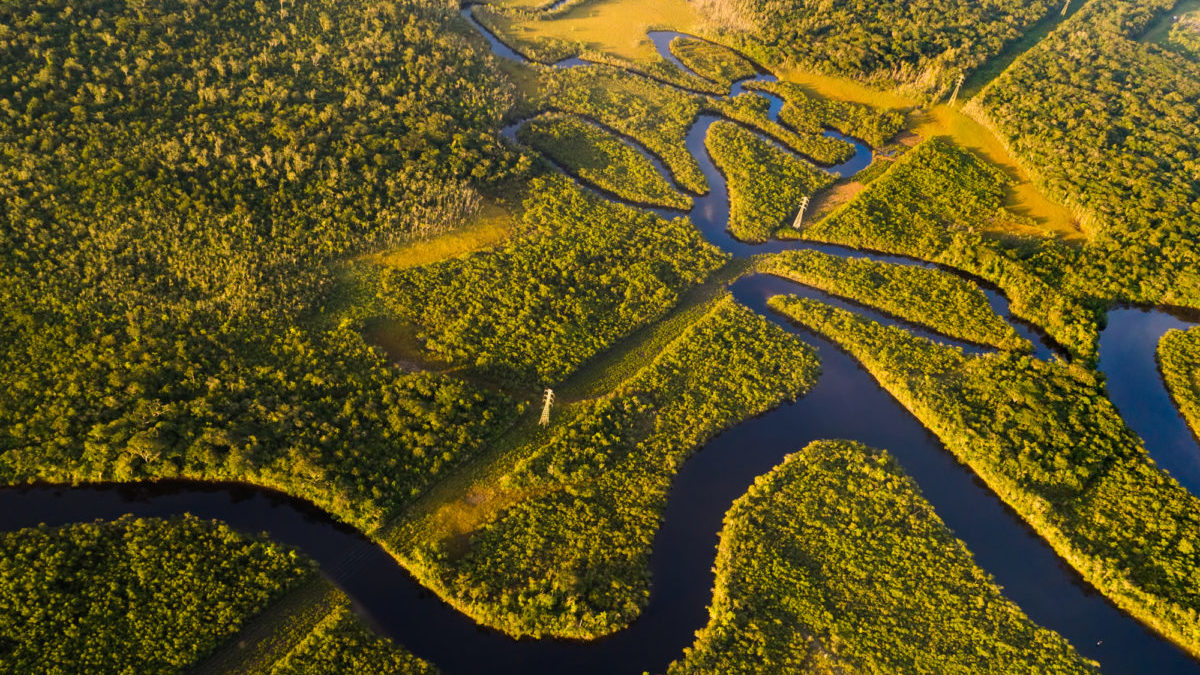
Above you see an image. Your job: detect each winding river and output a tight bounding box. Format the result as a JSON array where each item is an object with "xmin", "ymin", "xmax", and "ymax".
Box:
[{"xmin": 4, "ymin": 8, "xmax": 1200, "ymax": 675}]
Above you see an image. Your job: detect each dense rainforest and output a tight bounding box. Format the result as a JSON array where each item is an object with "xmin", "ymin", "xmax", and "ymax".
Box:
[
  {"xmin": 518, "ymin": 112, "xmax": 692, "ymax": 209},
  {"xmin": 0, "ymin": 0, "xmax": 523, "ymax": 531},
  {"xmin": 1160, "ymin": 327, "xmax": 1200, "ymax": 439},
  {"xmin": 0, "ymin": 516, "xmax": 426, "ymax": 674},
  {"xmin": 399, "ymin": 297, "xmax": 820, "ymax": 638},
  {"xmin": 706, "ymin": 120, "xmax": 832, "ymax": 241},
  {"xmin": 770, "ymin": 296, "xmax": 1200, "ymax": 656},
  {"xmin": 376, "ymin": 175, "xmax": 725, "ymax": 386},
  {"xmin": 671, "ymin": 440, "xmax": 1094, "ymax": 674},
  {"xmin": 794, "ymin": 139, "xmax": 1099, "ymax": 362},
  {"xmin": 757, "ymin": 249, "xmax": 1030, "ymax": 351},
  {"xmin": 698, "ymin": 0, "xmax": 1061, "ymax": 96},
  {"xmin": 4, "ymin": 0, "xmax": 1200, "ymax": 671},
  {"xmin": 975, "ymin": 0, "xmax": 1200, "ymax": 309}
]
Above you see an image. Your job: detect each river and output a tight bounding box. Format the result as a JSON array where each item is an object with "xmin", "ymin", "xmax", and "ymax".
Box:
[{"xmin": 2, "ymin": 7, "xmax": 1198, "ymax": 674}]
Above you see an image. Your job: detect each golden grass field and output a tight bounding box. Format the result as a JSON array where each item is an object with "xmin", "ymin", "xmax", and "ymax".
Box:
[
  {"xmin": 367, "ymin": 201, "xmax": 513, "ymax": 270},
  {"xmin": 492, "ymin": 0, "xmax": 700, "ymax": 61}
]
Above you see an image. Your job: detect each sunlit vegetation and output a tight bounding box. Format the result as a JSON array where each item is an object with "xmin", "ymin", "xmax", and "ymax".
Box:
[
  {"xmin": 974, "ymin": 0, "xmax": 1200, "ymax": 309},
  {"xmin": 707, "ymin": 121, "xmax": 834, "ymax": 242},
  {"xmin": 700, "ymin": 0, "xmax": 1059, "ymax": 98},
  {"xmin": 0, "ymin": 515, "xmax": 311, "ymax": 674},
  {"xmin": 671, "ymin": 440, "xmax": 1096, "ymax": 674},
  {"xmin": 668, "ymin": 36, "xmax": 756, "ymax": 86},
  {"xmin": 745, "ymin": 68, "xmax": 1079, "ymax": 239},
  {"xmin": 518, "ymin": 113, "xmax": 691, "ymax": 209},
  {"xmin": 0, "ymin": 515, "xmax": 432, "ymax": 675},
  {"xmin": 1168, "ymin": 13, "xmax": 1200, "ymax": 57},
  {"xmin": 757, "ymin": 250, "xmax": 1030, "ymax": 351},
  {"xmin": 270, "ymin": 602, "xmax": 433, "ymax": 675},
  {"xmin": 479, "ymin": 0, "xmax": 702, "ymax": 62},
  {"xmin": 795, "ymin": 139, "xmax": 1099, "ymax": 362},
  {"xmin": 1159, "ymin": 327, "xmax": 1200, "ymax": 437},
  {"xmin": 401, "ymin": 298, "xmax": 819, "ymax": 638},
  {"xmin": 521, "ymin": 64, "xmax": 709, "ymax": 193},
  {"xmin": 742, "ymin": 80, "xmax": 904, "ymax": 148},
  {"xmin": 377, "ymin": 175, "xmax": 725, "ymax": 385},
  {"xmin": 366, "ymin": 202, "xmax": 513, "ymax": 271},
  {"xmin": 475, "ymin": 0, "xmax": 723, "ymax": 98},
  {"xmin": 769, "ymin": 296, "xmax": 1200, "ymax": 658},
  {"xmin": 0, "ymin": 0, "xmax": 524, "ymax": 531},
  {"xmin": 710, "ymin": 93, "xmax": 856, "ymax": 166}
]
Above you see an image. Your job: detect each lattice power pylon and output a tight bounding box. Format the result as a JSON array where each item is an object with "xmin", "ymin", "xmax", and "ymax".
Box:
[
  {"xmin": 539, "ymin": 388, "xmax": 555, "ymax": 426},
  {"xmin": 792, "ymin": 196, "xmax": 811, "ymax": 229},
  {"xmin": 948, "ymin": 73, "xmax": 965, "ymax": 107}
]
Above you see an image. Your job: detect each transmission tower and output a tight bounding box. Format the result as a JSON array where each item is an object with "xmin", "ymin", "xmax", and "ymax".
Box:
[
  {"xmin": 1061, "ymin": 0, "xmax": 1071, "ymax": 15},
  {"xmin": 948, "ymin": 73, "xmax": 965, "ymax": 107},
  {"xmin": 792, "ymin": 196, "xmax": 811, "ymax": 229},
  {"xmin": 539, "ymin": 388, "xmax": 555, "ymax": 426}
]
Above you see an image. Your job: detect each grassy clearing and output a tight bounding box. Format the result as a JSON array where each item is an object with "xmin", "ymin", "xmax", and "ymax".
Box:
[
  {"xmin": 364, "ymin": 202, "xmax": 513, "ymax": 271},
  {"xmin": 672, "ymin": 440, "xmax": 1096, "ymax": 674},
  {"xmin": 494, "ymin": 0, "xmax": 700, "ymax": 61},
  {"xmin": 1142, "ymin": 0, "xmax": 1200, "ymax": 44},
  {"xmin": 914, "ymin": 105, "xmax": 1081, "ymax": 240}
]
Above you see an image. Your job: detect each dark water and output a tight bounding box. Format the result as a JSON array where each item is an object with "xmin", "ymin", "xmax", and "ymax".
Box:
[
  {"xmin": 1099, "ymin": 307, "xmax": 1200, "ymax": 494},
  {"xmin": 3, "ymin": 6, "xmax": 1199, "ymax": 675}
]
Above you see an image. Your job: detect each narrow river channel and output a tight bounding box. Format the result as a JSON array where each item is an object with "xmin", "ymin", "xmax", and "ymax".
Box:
[{"xmin": 2, "ymin": 7, "xmax": 1199, "ymax": 674}]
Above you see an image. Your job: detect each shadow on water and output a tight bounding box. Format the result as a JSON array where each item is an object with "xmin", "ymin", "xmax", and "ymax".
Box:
[{"xmin": 3, "ymin": 5, "xmax": 1199, "ymax": 675}]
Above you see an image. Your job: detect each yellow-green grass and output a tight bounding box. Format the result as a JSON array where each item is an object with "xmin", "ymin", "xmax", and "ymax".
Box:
[
  {"xmin": 191, "ymin": 578, "xmax": 343, "ymax": 675},
  {"xmin": 491, "ymin": 0, "xmax": 700, "ymax": 62},
  {"xmin": 365, "ymin": 202, "xmax": 513, "ymax": 270},
  {"xmin": 918, "ymin": 104, "xmax": 1081, "ymax": 240},
  {"xmin": 769, "ymin": 66, "xmax": 1080, "ymax": 239}
]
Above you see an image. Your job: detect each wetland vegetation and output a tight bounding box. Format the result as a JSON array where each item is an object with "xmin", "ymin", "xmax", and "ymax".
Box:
[
  {"xmin": 672, "ymin": 440, "xmax": 1096, "ymax": 674},
  {"xmin": 706, "ymin": 120, "xmax": 833, "ymax": 241},
  {"xmin": 4, "ymin": 0, "xmax": 1200, "ymax": 671},
  {"xmin": 0, "ymin": 515, "xmax": 426, "ymax": 674},
  {"xmin": 398, "ymin": 297, "xmax": 819, "ymax": 638},
  {"xmin": 770, "ymin": 296, "xmax": 1200, "ymax": 657}
]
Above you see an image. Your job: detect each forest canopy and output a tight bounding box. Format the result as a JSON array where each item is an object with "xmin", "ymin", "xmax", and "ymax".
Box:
[
  {"xmin": 0, "ymin": 0, "xmax": 522, "ymax": 531},
  {"xmin": 0, "ymin": 515, "xmax": 311, "ymax": 674},
  {"xmin": 697, "ymin": 0, "xmax": 1061, "ymax": 96},
  {"xmin": 672, "ymin": 440, "xmax": 1094, "ymax": 674}
]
